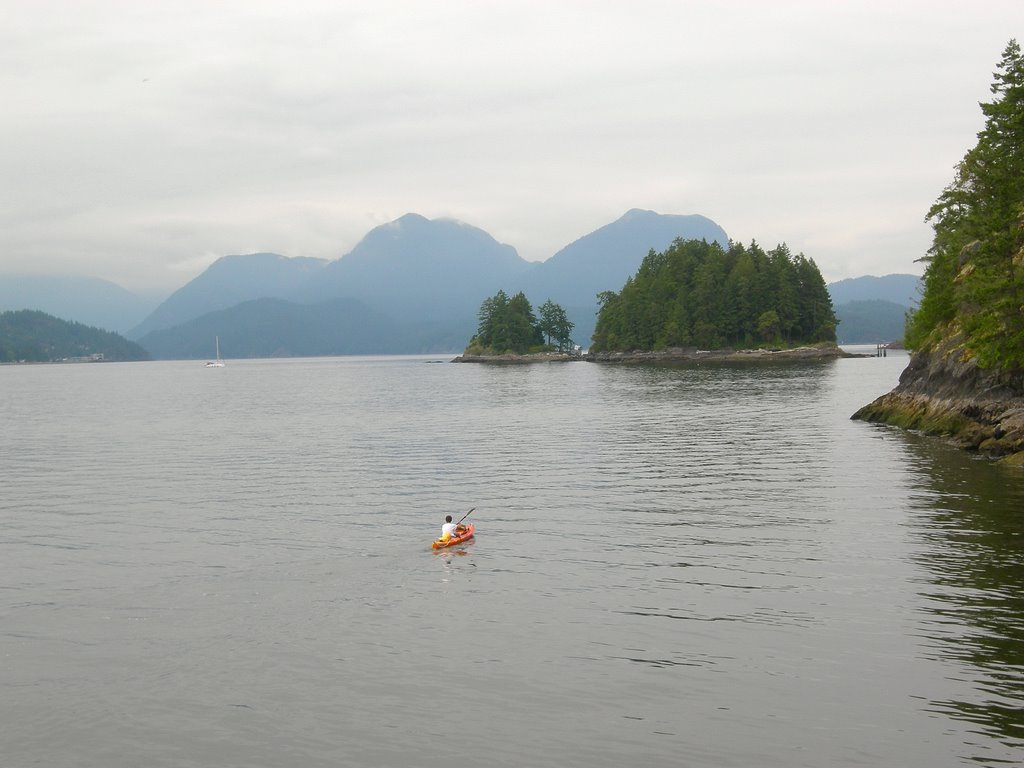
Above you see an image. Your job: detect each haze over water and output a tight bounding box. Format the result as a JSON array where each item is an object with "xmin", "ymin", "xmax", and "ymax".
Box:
[{"xmin": 2, "ymin": 352, "xmax": 1022, "ymax": 767}]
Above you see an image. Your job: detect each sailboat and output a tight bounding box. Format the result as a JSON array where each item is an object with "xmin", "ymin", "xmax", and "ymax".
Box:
[{"xmin": 205, "ymin": 336, "xmax": 225, "ymax": 367}]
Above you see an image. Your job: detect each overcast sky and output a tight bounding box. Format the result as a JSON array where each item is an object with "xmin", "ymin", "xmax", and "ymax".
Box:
[{"xmin": 2, "ymin": 1, "xmax": 1021, "ymax": 296}]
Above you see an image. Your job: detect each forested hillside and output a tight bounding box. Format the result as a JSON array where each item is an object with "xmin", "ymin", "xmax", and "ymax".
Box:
[
  {"xmin": 853, "ymin": 41, "xmax": 1024, "ymax": 462},
  {"xmin": 590, "ymin": 239, "xmax": 836, "ymax": 352},
  {"xmin": 905, "ymin": 39, "xmax": 1024, "ymax": 369},
  {"xmin": 0, "ymin": 310, "xmax": 149, "ymax": 362}
]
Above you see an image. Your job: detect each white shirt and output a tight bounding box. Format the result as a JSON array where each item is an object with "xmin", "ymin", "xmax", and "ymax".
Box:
[{"xmin": 441, "ymin": 522, "xmax": 458, "ymax": 537}]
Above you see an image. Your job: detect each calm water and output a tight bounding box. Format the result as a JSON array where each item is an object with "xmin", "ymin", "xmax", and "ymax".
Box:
[{"xmin": 2, "ymin": 351, "xmax": 1023, "ymax": 767}]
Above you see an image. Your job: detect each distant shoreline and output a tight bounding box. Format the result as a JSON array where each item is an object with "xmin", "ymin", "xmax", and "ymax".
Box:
[
  {"xmin": 452, "ymin": 351, "xmax": 583, "ymax": 363},
  {"xmin": 453, "ymin": 344, "xmax": 863, "ymax": 364}
]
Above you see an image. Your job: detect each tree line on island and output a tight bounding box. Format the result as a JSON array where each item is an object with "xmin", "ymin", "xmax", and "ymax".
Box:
[
  {"xmin": 587, "ymin": 238, "xmax": 836, "ymax": 352},
  {"xmin": 465, "ymin": 291, "xmax": 576, "ymax": 355}
]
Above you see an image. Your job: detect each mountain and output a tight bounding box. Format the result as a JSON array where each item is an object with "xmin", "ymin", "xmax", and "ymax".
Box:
[
  {"xmin": 130, "ymin": 210, "xmax": 732, "ymax": 357},
  {"xmin": 129, "ymin": 215, "xmax": 531, "ymax": 352},
  {"xmin": 127, "ymin": 253, "xmax": 328, "ymax": 339},
  {"xmin": 827, "ymin": 274, "xmax": 921, "ymax": 307},
  {"xmin": 834, "ymin": 299, "xmax": 909, "ymax": 344},
  {"xmin": 514, "ymin": 209, "xmax": 731, "ymax": 346},
  {"xmin": 519, "ymin": 209, "xmax": 730, "ymax": 305},
  {"xmin": 0, "ymin": 309, "xmax": 150, "ymax": 362},
  {"xmin": 826, "ymin": 274, "xmax": 921, "ymax": 345},
  {"xmin": 0, "ymin": 275, "xmax": 158, "ymax": 334},
  {"xmin": 137, "ymin": 297, "xmax": 406, "ymax": 359},
  {"xmin": 301, "ymin": 213, "xmax": 531, "ymax": 319}
]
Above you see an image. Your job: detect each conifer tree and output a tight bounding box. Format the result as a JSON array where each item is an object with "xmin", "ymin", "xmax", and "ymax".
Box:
[{"xmin": 906, "ymin": 39, "xmax": 1024, "ymax": 368}]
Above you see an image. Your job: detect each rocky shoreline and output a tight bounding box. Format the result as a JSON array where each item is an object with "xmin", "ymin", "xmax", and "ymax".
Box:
[
  {"xmin": 451, "ymin": 351, "xmax": 583, "ymax": 363},
  {"xmin": 452, "ymin": 344, "xmax": 859, "ymax": 364},
  {"xmin": 852, "ymin": 334, "xmax": 1024, "ymax": 465},
  {"xmin": 583, "ymin": 344, "xmax": 858, "ymax": 363}
]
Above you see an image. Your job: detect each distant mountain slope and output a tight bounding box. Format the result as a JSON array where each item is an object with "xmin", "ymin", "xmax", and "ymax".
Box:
[
  {"xmin": 835, "ymin": 299, "xmax": 908, "ymax": 344},
  {"xmin": 827, "ymin": 274, "xmax": 921, "ymax": 307},
  {"xmin": 300, "ymin": 213, "xmax": 531, "ymax": 321},
  {"xmin": 137, "ymin": 297, "xmax": 406, "ymax": 359},
  {"xmin": 0, "ymin": 275, "xmax": 158, "ymax": 334},
  {"xmin": 0, "ymin": 309, "xmax": 149, "ymax": 362},
  {"xmin": 130, "ymin": 210, "xmax": 733, "ymax": 355},
  {"xmin": 128, "ymin": 253, "xmax": 328, "ymax": 339}
]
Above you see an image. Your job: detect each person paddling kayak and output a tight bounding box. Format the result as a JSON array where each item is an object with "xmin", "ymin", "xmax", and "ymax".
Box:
[{"xmin": 439, "ymin": 514, "xmax": 467, "ymax": 544}]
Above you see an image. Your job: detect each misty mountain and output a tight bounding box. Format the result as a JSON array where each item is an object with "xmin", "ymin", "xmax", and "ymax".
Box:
[
  {"xmin": 137, "ymin": 297, "xmax": 406, "ymax": 359},
  {"xmin": 0, "ymin": 274, "xmax": 159, "ymax": 334},
  {"xmin": 15, "ymin": 214, "xmax": 926, "ymax": 357},
  {"xmin": 834, "ymin": 299, "xmax": 909, "ymax": 344},
  {"xmin": 127, "ymin": 253, "xmax": 328, "ymax": 339},
  {"xmin": 827, "ymin": 273, "xmax": 921, "ymax": 307},
  {"xmin": 300, "ymin": 213, "xmax": 531, "ymax": 320},
  {"xmin": 129, "ymin": 215, "xmax": 530, "ymax": 349},
  {"xmin": 514, "ymin": 209, "xmax": 731, "ymax": 346},
  {"xmin": 825, "ymin": 274, "xmax": 920, "ymax": 345},
  {"xmin": 131, "ymin": 210, "xmax": 734, "ymax": 356}
]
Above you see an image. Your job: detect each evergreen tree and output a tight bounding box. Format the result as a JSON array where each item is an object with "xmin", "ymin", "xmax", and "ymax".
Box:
[
  {"xmin": 589, "ymin": 238, "xmax": 836, "ymax": 352},
  {"xmin": 468, "ymin": 291, "xmax": 569, "ymax": 354},
  {"xmin": 906, "ymin": 39, "xmax": 1024, "ymax": 369},
  {"xmin": 538, "ymin": 299, "xmax": 575, "ymax": 350},
  {"xmin": 475, "ymin": 289, "xmax": 510, "ymax": 349}
]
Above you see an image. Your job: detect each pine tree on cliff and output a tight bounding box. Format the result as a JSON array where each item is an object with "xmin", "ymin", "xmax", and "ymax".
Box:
[{"xmin": 907, "ymin": 40, "xmax": 1024, "ymax": 369}]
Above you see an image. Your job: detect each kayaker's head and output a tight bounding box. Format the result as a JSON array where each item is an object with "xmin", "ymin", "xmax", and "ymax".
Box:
[{"xmin": 445, "ymin": 515, "xmax": 453, "ymax": 523}]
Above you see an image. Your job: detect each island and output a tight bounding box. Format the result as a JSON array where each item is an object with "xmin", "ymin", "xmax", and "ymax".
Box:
[{"xmin": 456, "ymin": 236, "xmax": 847, "ymax": 364}]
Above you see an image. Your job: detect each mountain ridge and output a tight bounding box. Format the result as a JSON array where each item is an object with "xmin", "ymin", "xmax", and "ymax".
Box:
[{"xmin": 6, "ymin": 212, "xmax": 923, "ymax": 357}]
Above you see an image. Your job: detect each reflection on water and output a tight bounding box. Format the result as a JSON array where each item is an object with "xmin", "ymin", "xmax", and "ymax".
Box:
[{"xmin": 901, "ymin": 432, "xmax": 1024, "ymax": 758}]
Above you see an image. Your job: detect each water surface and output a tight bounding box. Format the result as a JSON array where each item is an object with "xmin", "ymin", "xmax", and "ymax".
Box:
[{"xmin": 2, "ymin": 352, "xmax": 1022, "ymax": 767}]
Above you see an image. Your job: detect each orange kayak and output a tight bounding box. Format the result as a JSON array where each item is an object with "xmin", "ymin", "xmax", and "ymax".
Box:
[{"xmin": 431, "ymin": 523, "xmax": 475, "ymax": 549}]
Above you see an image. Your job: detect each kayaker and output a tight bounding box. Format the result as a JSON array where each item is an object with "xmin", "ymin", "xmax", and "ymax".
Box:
[{"xmin": 439, "ymin": 515, "xmax": 466, "ymax": 543}]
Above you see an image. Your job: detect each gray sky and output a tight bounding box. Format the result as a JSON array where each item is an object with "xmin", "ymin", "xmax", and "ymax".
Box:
[{"xmin": 2, "ymin": 1, "xmax": 1021, "ymax": 296}]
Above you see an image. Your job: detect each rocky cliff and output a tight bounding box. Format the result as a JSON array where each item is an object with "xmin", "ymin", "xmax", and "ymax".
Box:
[{"xmin": 852, "ymin": 333, "xmax": 1024, "ymax": 464}]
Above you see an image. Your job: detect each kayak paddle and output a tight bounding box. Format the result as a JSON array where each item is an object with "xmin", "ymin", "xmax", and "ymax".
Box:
[{"xmin": 456, "ymin": 507, "xmax": 476, "ymax": 525}]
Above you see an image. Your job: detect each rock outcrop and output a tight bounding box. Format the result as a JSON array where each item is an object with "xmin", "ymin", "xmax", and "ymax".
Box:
[
  {"xmin": 852, "ymin": 333, "xmax": 1024, "ymax": 464},
  {"xmin": 451, "ymin": 351, "xmax": 582, "ymax": 363}
]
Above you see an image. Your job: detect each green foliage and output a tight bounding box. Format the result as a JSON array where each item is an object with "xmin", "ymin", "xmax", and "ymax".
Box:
[
  {"xmin": 470, "ymin": 290, "xmax": 569, "ymax": 354},
  {"xmin": 537, "ymin": 299, "xmax": 576, "ymax": 351},
  {"xmin": 757, "ymin": 310, "xmax": 782, "ymax": 343},
  {"xmin": 590, "ymin": 239, "xmax": 837, "ymax": 352},
  {"xmin": 906, "ymin": 40, "xmax": 1024, "ymax": 369},
  {"xmin": 0, "ymin": 310, "xmax": 150, "ymax": 362}
]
